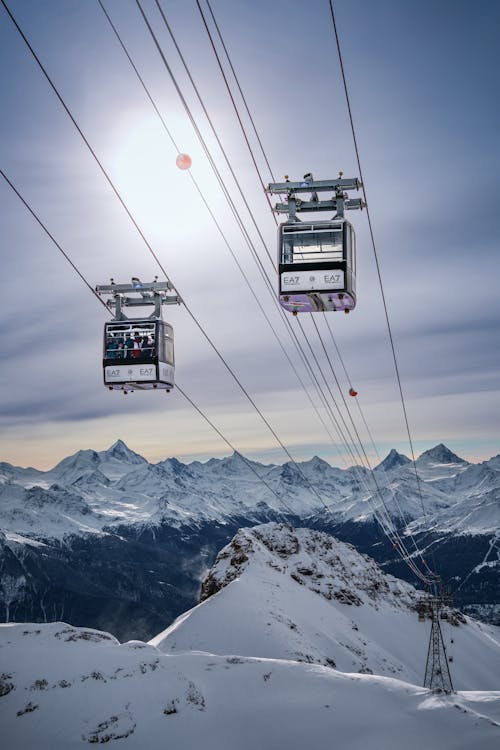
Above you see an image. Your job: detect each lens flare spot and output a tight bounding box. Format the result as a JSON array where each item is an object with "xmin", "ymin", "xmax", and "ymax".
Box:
[{"xmin": 176, "ymin": 153, "xmax": 192, "ymax": 170}]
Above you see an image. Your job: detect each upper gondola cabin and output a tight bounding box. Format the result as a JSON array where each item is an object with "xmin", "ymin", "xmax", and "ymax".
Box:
[{"xmin": 278, "ymin": 218, "xmax": 356, "ymax": 313}]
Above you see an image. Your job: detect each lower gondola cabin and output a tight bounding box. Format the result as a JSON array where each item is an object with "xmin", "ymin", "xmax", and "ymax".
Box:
[
  {"xmin": 102, "ymin": 319, "xmax": 174, "ymax": 392},
  {"xmin": 278, "ymin": 218, "xmax": 356, "ymax": 313}
]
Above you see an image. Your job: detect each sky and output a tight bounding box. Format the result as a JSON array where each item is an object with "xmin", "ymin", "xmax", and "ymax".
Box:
[{"xmin": 0, "ymin": 0, "xmax": 499, "ymax": 469}]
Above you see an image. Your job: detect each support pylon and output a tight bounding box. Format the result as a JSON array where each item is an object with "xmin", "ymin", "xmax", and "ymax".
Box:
[{"xmin": 421, "ymin": 595, "xmax": 454, "ymax": 693}]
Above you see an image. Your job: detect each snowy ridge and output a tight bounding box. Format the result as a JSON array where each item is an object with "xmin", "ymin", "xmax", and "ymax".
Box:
[
  {"xmin": 0, "ymin": 441, "xmax": 499, "ymax": 541},
  {"xmin": 153, "ymin": 524, "xmax": 500, "ymax": 691}
]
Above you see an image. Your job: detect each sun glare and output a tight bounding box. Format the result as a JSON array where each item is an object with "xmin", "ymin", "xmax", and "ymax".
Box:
[{"xmin": 110, "ymin": 113, "xmax": 200, "ymax": 234}]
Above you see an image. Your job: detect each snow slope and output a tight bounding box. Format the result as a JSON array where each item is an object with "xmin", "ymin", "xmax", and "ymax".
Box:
[
  {"xmin": 1, "ymin": 600, "xmax": 499, "ymax": 748},
  {"xmin": 153, "ymin": 524, "xmax": 500, "ymax": 691}
]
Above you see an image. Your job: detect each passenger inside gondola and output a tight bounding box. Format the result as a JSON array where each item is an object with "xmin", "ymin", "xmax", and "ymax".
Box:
[{"xmin": 104, "ymin": 323, "xmax": 159, "ymax": 361}]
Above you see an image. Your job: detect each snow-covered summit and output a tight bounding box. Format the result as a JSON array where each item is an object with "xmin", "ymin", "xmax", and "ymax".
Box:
[
  {"xmin": 418, "ymin": 444, "xmax": 467, "ymax": 466},
  {"xmin": 200, "ymin": 523, "xmax": 411, "ymax": 609},
  {"xmin": 375, "ymin": 448, "xmax": 411, "ymax": 472}
]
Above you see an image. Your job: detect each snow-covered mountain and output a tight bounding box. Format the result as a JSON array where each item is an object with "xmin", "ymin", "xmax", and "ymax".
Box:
[
  {"xmin": 1, "ymin": 524, "xmax": 499, "ymax": 750},
  {"xmin": 1, "ymin": 440, "xmax": 498, "ymax": 536},
  {"xmin": 1, "ymin": 441, "xmax": 499, "ymax": 638},
  {"xmin": 154, "ymin": 524, "xmax": 499, "ymax": 691}
]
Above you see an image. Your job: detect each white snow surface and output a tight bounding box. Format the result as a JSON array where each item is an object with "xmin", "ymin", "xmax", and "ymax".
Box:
[
  {"xmin": 1, "ymin": 622, "xmax": 499, "ymax": 750},
  {"xmin": 1, "ymin": 523, "xmax": 499, "ymax": 750},
  {"xmin": 1, "ymin": 441, "xmax": 499, "ymax": 541}
]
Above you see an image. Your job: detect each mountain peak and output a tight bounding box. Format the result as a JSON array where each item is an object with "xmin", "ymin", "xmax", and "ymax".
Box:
[
  {"xmin": 303, "ymin": 455, "xmax": 332, "ymax": 472},
  {"xmin": 104, "ymin": 440, "xmax": 146, "ymax": 464},
  {"xmin": 375, "ymin": 449, "xmax": 410, "ymax": 472},
  {"xmin": 419, "ymin": 444, "xmax": 466, "ymax": 464}
]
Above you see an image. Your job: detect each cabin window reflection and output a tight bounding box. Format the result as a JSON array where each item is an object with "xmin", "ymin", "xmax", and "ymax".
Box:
[
  {"xmin": 281, "ymin": 225, "xmax": 344, "ymax": 265},
  {"xmin": 161, "ymin": 325, "xmax": 174, "ymax": 365}
]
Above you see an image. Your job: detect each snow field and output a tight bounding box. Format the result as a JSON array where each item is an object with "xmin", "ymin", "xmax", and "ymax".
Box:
[{"xmin": 1, "ymin": 622, "xmax": 499, "ymax": 750}]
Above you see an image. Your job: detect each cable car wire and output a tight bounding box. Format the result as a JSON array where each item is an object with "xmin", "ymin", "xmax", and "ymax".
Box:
[
  {"xmin": 194, "ymin": 0, "xmax": 278, "ymax": 221},
  {"xmin": 98, "ymin": 0, "xmax": 361, "ymax": 479},
  {"xmin": 176, "ymin": 385, "xmax": 298, "ymax": 517},
  {"xmin": 188, "ymin": 0, "xmax": 375, "ymax": 463},
  {"xmin": 310, "ymin": 313, "xmax": 421, "ymax": 540},
  {"xmin": 141, "ymin": 5, "xmax": 351, "ymax": 471},
  {"xmin": 0, "ymin": 167, "xmax": 109, "ymax": 313},
  {"xmin": 322, "ymin": 312, "xmax": 381, "ymax": 458},
  {"xmin": 202, "ymin": 0, "xmax": 278, "ymax": 186},
  {"xmin": 135, "ymin": 0, "xmax": 435, "ymax": 585},
  {"xmin": 167, "ymin": 0, "xmax": 437, "ymax": 582},
  {"xmin": 0, "ymin": 0, "xmax": 176, "ymax": 292},
  {"xmin": 327, "ymin": 0, "xmax": 432, "ymax": 535},
  {"xmin": 186, "ymin": 2, "xmax": 374, "ymax": 461},
  {"xmin": 327, "ymin": 0, "xmax": 441, "ymax": 588},
  {"xmin": 0, "ymin": 166, "xmax": 299, "ymax": 519},
  {"xmin": 147, "ymin": 0, "xmax": 277, "ymax": 271},
  {"xmin": 141, "ymin": 0, "xmax": 369, "ymax": 465},
  {"xmin": 96, "ymin": 0, "xmax": 340, "ymax": 453},
  {"xmin": 0, "ymin": 0, "xmax": 338, "ymax": 512},
  {"xmin": 186, "ymin": 0, "xmax": 435, "ymax": 579},
  {"xmin": 297, "ymin": 315, "xmax": 433, "ymax": 579},
  {"xmin": 2, "ymin": 1, "xmax": 434, "ymax": 585},
  {"xmin": 183, "ymin": 1, "xmax": 383, "ymax": 467},
  {"xmin": 97, "ymin": 0, "xmax": 369, "ymax": 472},
  {"xmin": 106, "ymin": 0, "xmax": 388, "ymax": 508}
]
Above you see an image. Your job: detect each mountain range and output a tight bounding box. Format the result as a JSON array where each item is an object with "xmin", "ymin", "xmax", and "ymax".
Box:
[{"xmin": 0, "ymin": 440, "xmax": 499, "ymax": 638}]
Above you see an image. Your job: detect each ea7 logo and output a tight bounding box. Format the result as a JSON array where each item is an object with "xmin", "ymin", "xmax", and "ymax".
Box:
[
  {"xmin": 283, "ymin": 276, "xmax": 300, "ymax": 285},
  {"xmin": 140, "ymin": 367, "xmax": 154, "ymax": 376},
  {"xmin": 324, "ymin": 273, "xmax": 341, "ymax": 283},
  {"xmin": 109, "ymin": 369, "xmax": 120, "ymax": 377}
]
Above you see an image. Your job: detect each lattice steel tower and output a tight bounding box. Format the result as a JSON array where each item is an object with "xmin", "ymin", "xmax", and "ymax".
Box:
[{"xmin": 421, "ymin": 594, "xmax": 454, "ymax": 693}]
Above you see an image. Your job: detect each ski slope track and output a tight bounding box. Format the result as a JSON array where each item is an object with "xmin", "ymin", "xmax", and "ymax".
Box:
[{"xmin": 1, "ymin": 523, "xmax": 499, "ymax": 750}]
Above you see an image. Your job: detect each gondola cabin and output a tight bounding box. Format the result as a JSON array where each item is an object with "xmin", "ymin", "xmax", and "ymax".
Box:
[
  {"xmin": 278, "ymin": 218, "xmax": 356, "ymax": 313},
  {"xmin": 103, "ymin": 318, "xmax": 174, "ymax": 392}
]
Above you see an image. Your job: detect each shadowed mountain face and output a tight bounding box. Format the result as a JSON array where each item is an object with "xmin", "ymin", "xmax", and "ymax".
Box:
[{"xmin": 0, "ymin": 442, "xmax": 499, "ymax": 639}]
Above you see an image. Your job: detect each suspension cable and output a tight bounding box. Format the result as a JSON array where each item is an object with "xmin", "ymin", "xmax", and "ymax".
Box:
[
  {"xmin": 185, "ymin": 0, "xmax": 435, "ymax": 582},
  {"xmin": 2, "ymin": 1, "xmax": 434, "ymax": 585},
  {"xmin": 327, "ymin": 0, "xmax": 431, "ymax": 532},
  {"xmin": 1, "ymin": 0, "xmax": 337, "ymax": 512},
  {"xmin": 194, "ymin": 0, "xmax": 278, "ymax": 222},
  {"xmin": 125, "ymin": 0, "xmax": 374, "ymax": 478},
  {"xmin": 97, "ymin": 0, "xmax": 341, "ymax": 463},
  {"xmin": 151, "ymin": 0, "xmax": 277, "ymax": 270},
  {"xmin": 0, "ymin": 166, "xmax": 298, "ymax": 519},
  {"xmin": 0, "ymin": 167, "xmax": 108, "ymax": 312}
]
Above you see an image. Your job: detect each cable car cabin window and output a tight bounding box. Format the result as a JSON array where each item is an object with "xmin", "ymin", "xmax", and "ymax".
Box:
[
  {"xmin": 104, "ymin": 321, "xmax": 157, "ymax": 362},
  {"xmin": 159, "ymin": 324, "xmax": 174, "ymax": 366},
  {"xmin": 350, "ymin": 226, "xmax": 356, "ymax": 275},
  {"xmin": 281, "ymin": 224, "xmax": 344, "ymax": 265}
]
